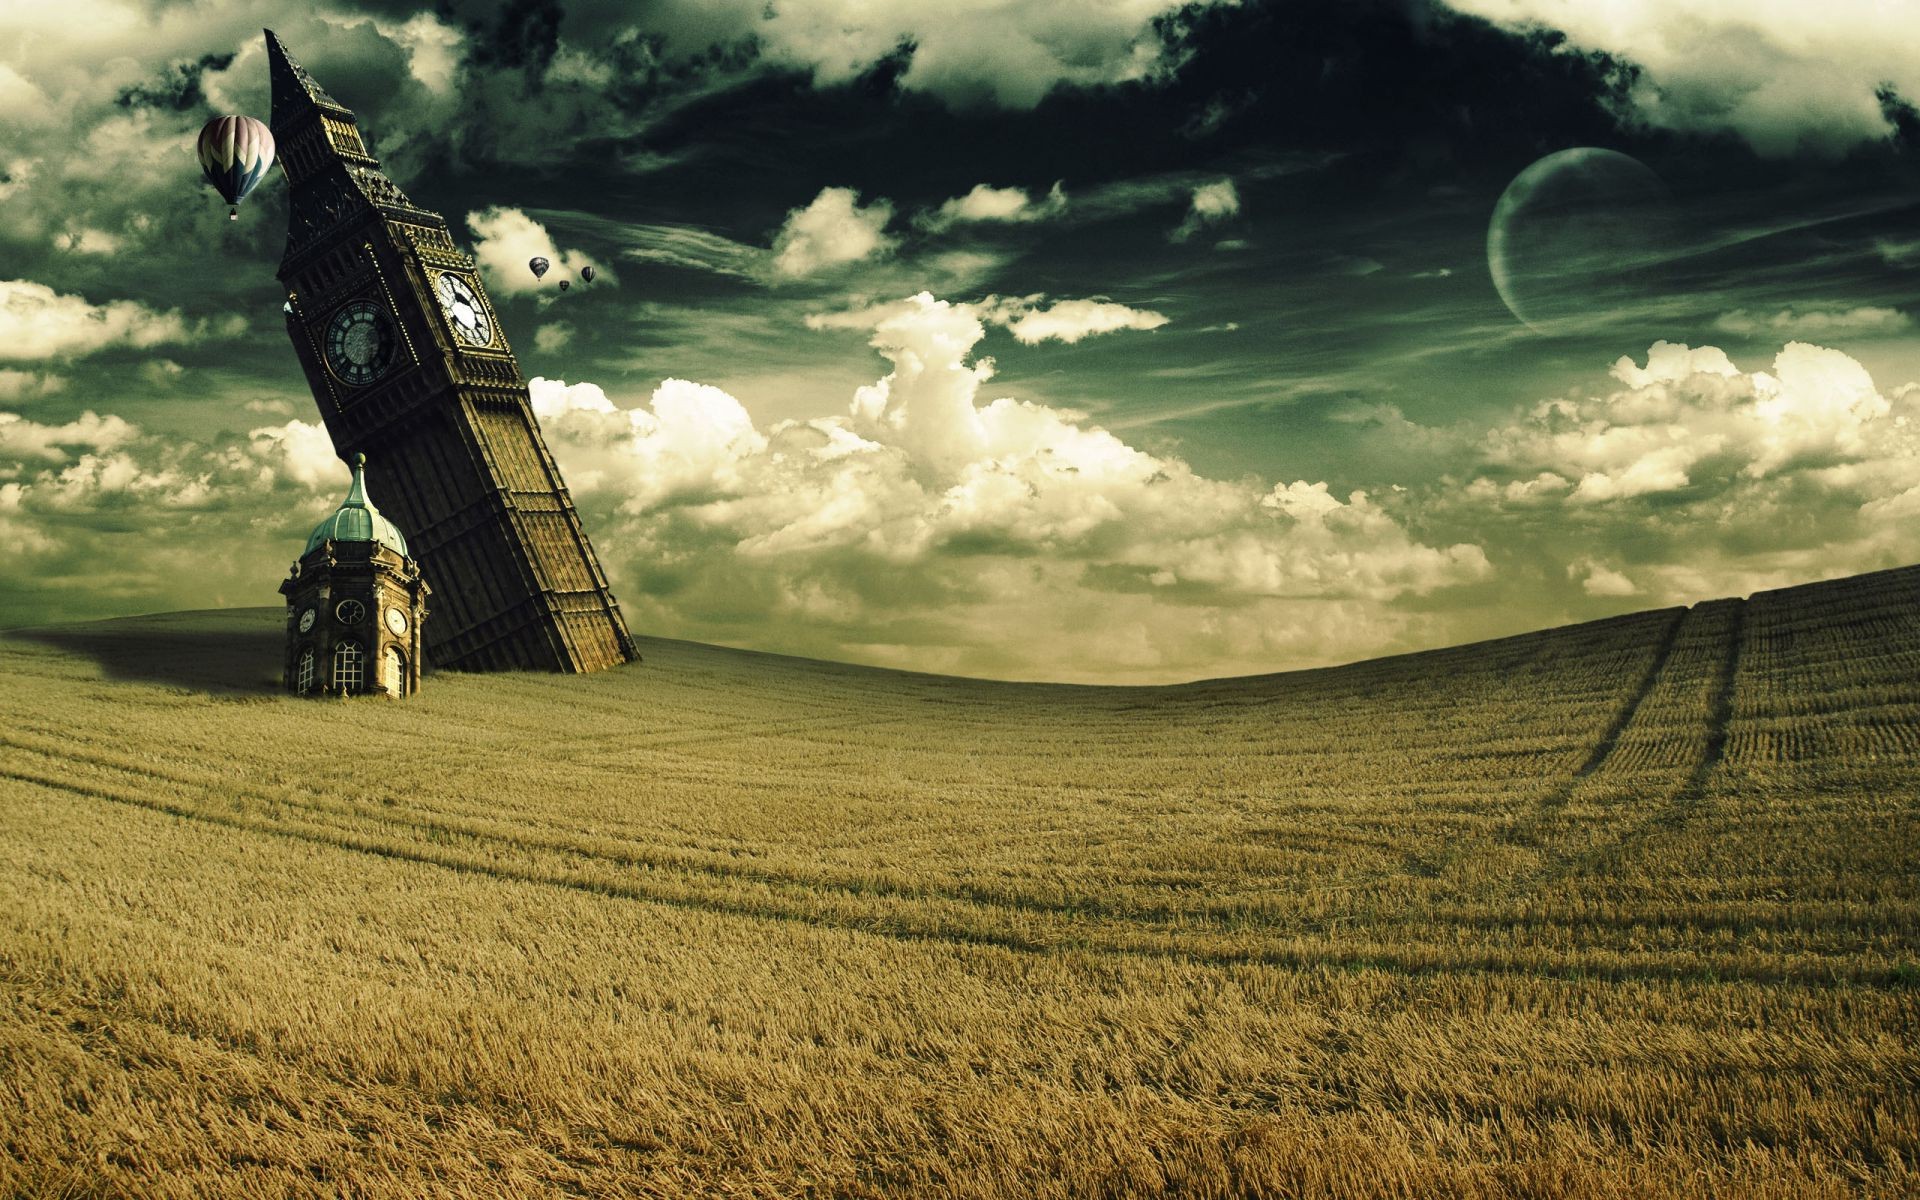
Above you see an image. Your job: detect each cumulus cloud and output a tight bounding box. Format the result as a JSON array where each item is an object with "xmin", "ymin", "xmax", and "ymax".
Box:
[
  {"xmin": 528, "ymin": 292, "xmax": 1486, "ymax": 681},
  {"xmin": 1436, "ymin": 0, "xmax": 1920, "ymax": 156},
  {"xmin": 1171, "ymin": 178, "xmax": 1240, "ymax": 242},
  {"xmin": 0, "ymin": 407, "xmax": 348, "ymax": 619},
  {"xmin": 1451, "ymin": 338, "xmax": 1920, "ymax": 608},
  {"xmin": 1480, "ymin": 340, "xmax": 1902, "ymax": 502},
  {"xmin": 978, "ymin": 295, "xmax": 1170, "ymax": 344},
  {"xmin": 466, "ymin": 207, "xmax": 610, "ymax": 298},
  {"xmin": 769, "ymin": 187, "xmax": 897, "ymax": 280},
  {"xmin": 1568, "ymin": 557, "xmax": 1638, "ymax": 597},
  {"xmin": 0, "ymin": 411, "xmax": 137, "ymax": 465},
  {"xmin": 0, "ymin": 280, "xmax": 220, "ymax": 362},
  {"xmin": 917, "ymin": 182, "xmax": 1068, "ymax": 231}
]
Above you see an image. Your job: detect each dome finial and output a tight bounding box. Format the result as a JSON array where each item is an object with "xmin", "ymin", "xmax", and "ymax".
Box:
[{"xmin": 353, "ymin": 451, "xmax": 367, "ymax": 468}]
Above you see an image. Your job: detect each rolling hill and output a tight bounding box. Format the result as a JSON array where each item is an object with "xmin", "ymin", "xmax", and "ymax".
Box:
[{"xmin": 2, "ymin": 566, "xmax": 1916, "ymax": 1198}]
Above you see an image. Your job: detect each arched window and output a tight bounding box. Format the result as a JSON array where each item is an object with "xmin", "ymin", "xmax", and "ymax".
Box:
[
  {"xmin": 385, "ymin": 645, "xmax": 407, "ymax": 696},
  {"xmin": 296, "ymin": 647, "xmax": 316, "ymax": 693},
  {"xmin": 333, "ymin": 640, "xmax": 364, "ymax": 692}
]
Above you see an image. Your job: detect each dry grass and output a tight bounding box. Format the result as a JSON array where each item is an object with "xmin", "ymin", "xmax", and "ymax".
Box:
[{"xmin": 1, "ymin": 565, "xmax": 1917, "ymax": 1198}]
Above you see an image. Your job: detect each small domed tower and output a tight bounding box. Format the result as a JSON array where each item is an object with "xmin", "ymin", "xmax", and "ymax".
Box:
[{"xmin": 280, "ymin": 453, "xmax": 430, "ymax": 697}]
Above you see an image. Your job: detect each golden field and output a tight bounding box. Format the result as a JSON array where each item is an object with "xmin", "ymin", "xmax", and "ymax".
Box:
[{"xmin": 1, "ymin": 566, "xmax": 1916, "ymax": 1198}]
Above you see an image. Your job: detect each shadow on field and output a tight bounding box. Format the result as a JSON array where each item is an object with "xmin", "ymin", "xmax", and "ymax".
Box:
[{"xmin": 17, "ymin": 612, "xmax": 284, "ymax": 695}]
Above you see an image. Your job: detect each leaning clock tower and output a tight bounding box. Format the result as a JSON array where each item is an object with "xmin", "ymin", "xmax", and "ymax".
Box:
[{"xmin": 265, "ymin": 29, "xmax": 637, "ymax": 673}]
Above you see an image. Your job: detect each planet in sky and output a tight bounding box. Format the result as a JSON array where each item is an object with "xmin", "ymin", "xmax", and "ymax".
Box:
[{"xmin": 1487, "ymin": 147, "xmax": 1680, "ymax": 335}]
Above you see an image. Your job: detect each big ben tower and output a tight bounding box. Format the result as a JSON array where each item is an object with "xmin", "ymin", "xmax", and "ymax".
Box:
[{"xmin": 266, "ymin": 30, "xmax": 637, "ymax": 673}]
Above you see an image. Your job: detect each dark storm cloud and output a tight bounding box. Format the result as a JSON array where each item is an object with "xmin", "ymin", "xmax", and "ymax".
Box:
[
  {"xmin": 468, "ymin": 0, "xmax": 567, "ymax": 74},
  {"xmin": 115, "ymin": 53, "xmax": 235, "ymax": 112}
]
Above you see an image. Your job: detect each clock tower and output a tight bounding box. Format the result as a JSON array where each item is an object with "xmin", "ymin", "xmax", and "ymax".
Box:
[{"xmin": 266, "ymin": 29, "xmax": 637, "ymax": 673}]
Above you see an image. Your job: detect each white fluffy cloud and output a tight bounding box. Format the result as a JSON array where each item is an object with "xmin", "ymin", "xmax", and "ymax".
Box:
[
  {"xmin": 1437, "ymin": 0, "xmax": 1920, "ymax": 156},
  {"xmin": 1568, "ymin": 557, "xmax": 1638, "ymax": 597},
  {"xmin": 466, "ymin": 207, "xmax": 610, "ymax": 298},
  {"xmin": 0, "ymin": 280, "xmax": 215, "ymax": 361},
  {"xmin": 1453, "ymin": 338, "xmax": 1920, "ymax": 608},
  {"xmin": 918, "ymin": 182, "xmax": 1068, "ymax": 231},
  {"xmin": 529, "ymin": 292, "xmax": 1487, "ymax": 681},
  {"xmin": 1481, "ymin": 340, "xmax": 1906, "ymax": 503},
  {"xmin": 1171, "ymin": 179, "xmax": 1240, "ymax": 242},
  {"xmin": 0, "ymin": 410, "xmax": 136, "ymax": 465},
  {"xmin": 979, "ymin": 295, "xmax": 1170, "ymax": 344},
  {"xmin": 769, "ymin": 188, "xmax": 897, "ymax": 280}
]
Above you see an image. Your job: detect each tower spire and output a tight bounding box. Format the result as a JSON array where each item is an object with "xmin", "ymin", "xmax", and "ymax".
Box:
[
  {"xmin": 265, "ymin": 28, "xmax": 343, "ymax": 129},
  {"xmin": 267, "ymin": 30, "xmax": 431, "ymax": 271}
]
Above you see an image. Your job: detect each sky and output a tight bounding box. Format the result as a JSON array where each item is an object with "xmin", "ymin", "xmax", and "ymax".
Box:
[{"xmin": 2, "ymin": 0, "xmax": 1919, "ymax": 683}]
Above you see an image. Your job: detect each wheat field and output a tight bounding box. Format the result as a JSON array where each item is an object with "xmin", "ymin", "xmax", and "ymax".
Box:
[{"xmin": 2, "ymin": 566, "xmax": 1917, "ymax": 1198}]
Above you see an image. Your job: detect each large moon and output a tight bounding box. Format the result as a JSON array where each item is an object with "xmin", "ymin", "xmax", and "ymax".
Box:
[{"xmin": 1487, "ymin": 148, "xmax": 1678, "ymax": 334}]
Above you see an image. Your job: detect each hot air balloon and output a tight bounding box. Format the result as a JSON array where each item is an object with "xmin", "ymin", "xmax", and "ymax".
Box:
[
  {"xmin": 580, "ymin": 265, "xmax": 596, "ymax": 284},
  {"xmin": 528, "ymin": 256, "xmax": 550, "ymax": 281},
  {"xmin": 558, "ymin": 279, "xmax": 571, "ymax": 292},
  {"xmin": 197, "ymin": 115, "xmax": 276, "ymax": 220}
]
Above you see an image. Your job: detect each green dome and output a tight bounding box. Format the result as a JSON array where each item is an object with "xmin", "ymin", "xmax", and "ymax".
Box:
[{"xmin": 305, "ymin": 453, "xmax": 410, "ymax": 556}]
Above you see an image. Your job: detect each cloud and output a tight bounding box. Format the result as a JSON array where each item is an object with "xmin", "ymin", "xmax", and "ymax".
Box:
[
  {"xmin": 769, "ymin": 187, "xmax": 897, "ymax": 280},
  {"xmin": 1436, "ymin": 0, "xmax": 1920, "ymax": 156},
  {"xmin": 466, "ymin": 207, "xmax": 610, "ymax": 298},
  {"xmin": 717, "ymin": 0, "xmax": 1221, "ymax": 108},
  {"xmin": 527, "ymin": 292, "xmax": 1486, "ymax": 682},
  {"xmin": 917, "ymin": 182, "xmax": 1068, "ymax": 232},
  {"xmin": 0, "ymin": 411, "xmax": 137, "ymax": 465},
  {"xmin": 1568, "ymin": 557, "xmax": 1637, "ymax": 597},
  {"xmin": 1712, "ymin": 306, "xmax": 1910, "ymax": 339},
  {"xmin": 534, "ymin": 323, "xmax": 574, "ymax": 353},
  {"xmin": 1171, "ymin": 178, "xmax": 1239, "ymax": 242},
  {"xmin": 1445, "ymin": 338, "xmax": 1920, "ymax": 609},
  {"xmin": 978, "ymin": 296, "xmax": 1170, "ymax": 345},
  {"xmin": 0, "ymin": 408, "xmax": 348, "ymax": 621},
  {"xmin": 615, "ymin": 222, "xmax": 765, "ymax": 280},
  {"xmin": 247, "ymin": 420, "xmax": 346, "ymax": 491},
  {"xmin": 0, "ymin": 370, "xmax": 65, "ymax": 402},
  {"xmin": 1479, "ymin": 340, "xmax": 1901, "ymax": 502},
  {"xmin": 0, "ymin": 280, "xmax": 219, "ymax": 362}
]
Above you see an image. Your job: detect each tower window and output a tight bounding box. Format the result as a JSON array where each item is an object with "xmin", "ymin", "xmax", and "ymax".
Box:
[
  {"xmin": 333, "ymin": 640, "xmax": 365, "ymax": 691},
  {"xmin": 297, "ymin": 647, "xmax": 316, "ymax": 692},
  {"xmin": 385, "ymin": 646, "xmax": 407, "ymax": 696}
]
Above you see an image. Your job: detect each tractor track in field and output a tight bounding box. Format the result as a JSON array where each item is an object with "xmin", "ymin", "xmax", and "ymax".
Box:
[
  {"xmin": 1573, "ymin": 606, "xmax": 1689, "ymax": 780},
  {"xmin": 0, "ymin": 760, "xmax": 1882, "ymax": 988}
]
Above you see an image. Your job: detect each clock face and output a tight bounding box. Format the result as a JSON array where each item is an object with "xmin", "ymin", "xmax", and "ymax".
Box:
[
  {"xmin": 335, "ymin": 598, "xmax": 367, "ymax": 625},
  {"xmin": 434, "ymin": 272, "xmax": 492, "ymax": 347},
  {"xmin": 385, "ymin": 606, "xmax": 409, "ymax": 636},
  {"xmin": 323, "ymin": 299, "xmax": 399, "ymax": 386},
  {"xmin": 297, "ymin": 607, "xmax": 316, "ymax": 633}
]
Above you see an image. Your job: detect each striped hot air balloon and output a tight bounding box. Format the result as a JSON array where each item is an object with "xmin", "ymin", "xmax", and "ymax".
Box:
[{"xmin": 197, "ymin": 115, "xmax": 276, "ymax": 221}]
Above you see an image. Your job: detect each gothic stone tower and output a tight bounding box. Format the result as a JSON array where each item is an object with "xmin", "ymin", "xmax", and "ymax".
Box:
[
  {"xmin": 266, "ymin": 29, "xmax": 637, "ymax": 673},
  {"xmin": 281, "ymin": 454, "xmax": 430, "ymax": 697}
]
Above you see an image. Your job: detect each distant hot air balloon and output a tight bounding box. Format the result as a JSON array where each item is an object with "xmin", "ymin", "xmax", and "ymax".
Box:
[
  {"xmin": 197, "ymin": 115, "xmax": 276, "ymax": 220},
  {"xmin": 580, "ymin": 265, "xmax": 595, "ymax": 284},
  {"xmin": 558, "ymin": 279, "xmax": 571, "ymax": 292},
  {"xmin": 528, "ymin": 256, "xmax": 550, "ymax": 281}
]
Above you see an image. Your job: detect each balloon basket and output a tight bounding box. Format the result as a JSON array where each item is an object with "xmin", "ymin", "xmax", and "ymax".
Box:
[{"xmin": 228, "ymin": 207, "xmax": 238, "ymax": 221}]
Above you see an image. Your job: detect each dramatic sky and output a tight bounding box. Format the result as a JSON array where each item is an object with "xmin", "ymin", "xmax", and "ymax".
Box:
[{"xmin": 4, "ymin": 0, "xmax": 1919, "ymax": 681}]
